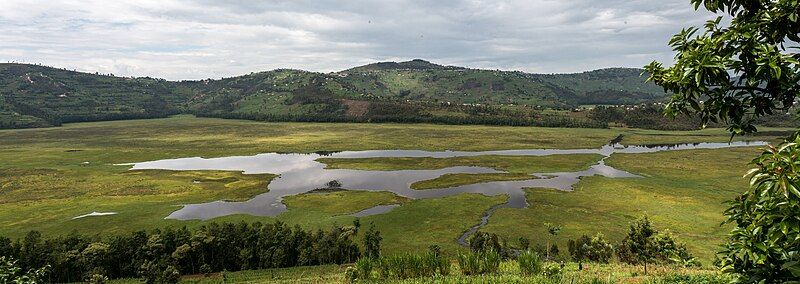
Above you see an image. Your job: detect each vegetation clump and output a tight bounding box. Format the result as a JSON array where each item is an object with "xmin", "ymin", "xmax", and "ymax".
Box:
[
  {"xmin": 616, "ymin": 216, "xmax": 697, "ymax": 273},
  {"xmin": 457, "ymin": 249, "xmax": 501, "ymax": 276},
  {"xmin": 0, "ymin": 221, "xmax": 363, "ymax": 283},
  {"xmin": 517, "ymin": 250, "xmax": 544, "ymax": 276},
  {"xmin": 568, "ymin": 233, "xmax": 614, "ymax": 264}
]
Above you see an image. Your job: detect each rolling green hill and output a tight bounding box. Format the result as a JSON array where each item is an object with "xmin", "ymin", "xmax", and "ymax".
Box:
[{"xmin": 0, "ymin": 60, "xmax": 666, "ymax": 129}]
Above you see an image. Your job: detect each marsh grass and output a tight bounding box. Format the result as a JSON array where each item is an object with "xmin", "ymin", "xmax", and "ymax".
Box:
[
  {"xmin": 456, "ymin": 250, "xmax": 501, "ymax": 276},
  {"xmin": 410, "ymin": 173, "xmax": 536, "ymax": 190},
  {"xmin": 518, "ymin": 250, "xmax": 544, "ymax": 276},
  {"xmin": 374, "ymin": 252, "xmax": 450, "ymax": 280}
]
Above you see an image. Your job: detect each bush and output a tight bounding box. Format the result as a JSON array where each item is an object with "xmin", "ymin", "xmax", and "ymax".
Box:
[
  {"xmin": 541, "ymin": 262, "xmax": 563, "ymax": 277},
  {"xmin": 568, "ymin": 233, "xmax": 614, "ymax": 264},
  {"xmin": 0, "ymin": 256, "xmax": 49, "ymax": 284},
  {"xmin": 86, "ymin": 273, "xmax": 109, "ymax": 284},
  {"xmin": 354, "ymin": 257, "xmax": 373, "ymax": 280},
  {"xmin": 617, "ymin": 216, "xmax": 696, "ymax": 273},
  {"xmin": 457, "ymin": 249, "xmax": 500, "ymax": 276},
  {"xmin": 345, "ymin": 266, "xmax": 358, "ymax": 284},
  {"xmin": 467, "ymin": 232, "xmax": 513, "ymax": 259},
  {"xmin": 138, "ymin": 260, "xmax": 180, "ymax": 284},
  {"xmin": 375, "ymin": 252, "xmax": 448, "ymax": 279},
  {"xmin": 517, "ymin": 250, "xmax": 543, "ymax": 276}
]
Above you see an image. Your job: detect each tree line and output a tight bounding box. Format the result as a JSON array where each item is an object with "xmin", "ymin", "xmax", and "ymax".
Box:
[
  {"xmin": 198, "ymin": 110, "xmax": 607, "ymax": 128},
  {"xmin": 467, "ymin": 216, "xmax": 697, "ymax": 273},
  {"xmin": 0, "ymin": 220, "xmax": 372, "ymax": 283}
]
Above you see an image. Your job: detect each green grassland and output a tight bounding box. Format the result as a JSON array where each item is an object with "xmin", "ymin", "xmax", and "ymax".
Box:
[
  {"xmin": 319, "ymin": 154, "xmax": 603, "ymax": 173},
  {"xmin": 410, "ymin": 173, "xmax": 536, "ymax": 190},
  {"xmin": 0, "ymin": 116, "xmax": 790, "ymax": 263},
  {"xmin": 481, "ymin": 147, "xmax": 759, "ymax": 261},
  {"xmin": 110, "ymin": 262, "xmax": 728, "ymax": 284}
]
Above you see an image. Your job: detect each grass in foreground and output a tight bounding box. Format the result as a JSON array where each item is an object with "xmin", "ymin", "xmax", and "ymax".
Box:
[{"xmin": 111, "ymin": 262, "xmax": 728, "ymax": 284}]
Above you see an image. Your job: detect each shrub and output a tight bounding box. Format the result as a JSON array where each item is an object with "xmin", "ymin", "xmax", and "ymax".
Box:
[
  {"xmin": 457, "ymin": 251, "xmax": 481, "ymax": 276},
  {"xmin": 457, "ymin": 249, "xmax": 500, "ymax": 276},
  {"xmin": 517, "ymin": 250, "xmax": 543, "ymax": 276},
  {"xmin": 467, "ymin": 232, "xmax": 513, "ymax": 259},
  {"xmin": 541, "ymin": 262, "xmax": 563, "ymax": 277},
  {"xmin": 86, "ymin": 273, "xmax": 109, "ymax": 284},
  {"xmin": 138, "ymin": 260, "xmax": 180, "ymax": 284},
  {"xmin": 354, "ymin": 257, "xmax": 373, "ymax": 280},
  {"xmin": 0, "ymin": 256, "xmax": 49, "ymax": 284},
  {"xmin": 617, "ymin": 216, "xmax": 696, "ymax": 273},
  {"xmin": 345, "ymin": 266, "xmax": 357, "ymax": 284},
  {"xmin": 375, "ymin": 252, "xmax": 448, "ymax": 279},
  {"xmin": 569, "ymin": 233, "xmax": 614, "ymax": 264}
]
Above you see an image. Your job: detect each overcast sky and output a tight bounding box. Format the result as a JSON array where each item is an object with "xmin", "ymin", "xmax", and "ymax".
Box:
[{"xmin": 0, "ymin": 0, "xmax": 719, "ymax": 80}]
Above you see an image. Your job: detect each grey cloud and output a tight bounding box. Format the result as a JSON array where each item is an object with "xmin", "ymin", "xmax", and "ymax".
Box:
[{"xmin": 0, "ymin": 0, "xmax": 720, "ymax": 80}]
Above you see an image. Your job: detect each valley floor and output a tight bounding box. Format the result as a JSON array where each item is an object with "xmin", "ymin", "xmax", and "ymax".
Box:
[{"xmin": 0, "ymin": 115, "xmax": 792, "ymax": 264}]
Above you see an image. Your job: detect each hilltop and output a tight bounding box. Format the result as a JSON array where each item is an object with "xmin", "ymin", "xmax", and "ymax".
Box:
[{"xmin": 0, "ymin": 60, "xmax": 666, "ymax": 129}]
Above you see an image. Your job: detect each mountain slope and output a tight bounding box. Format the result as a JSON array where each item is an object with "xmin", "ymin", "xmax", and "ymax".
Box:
[
  {"xmin": 0, "ymin": 64, "xmax": 191, "ymax": 128},
  {"xmin": 0, "ymin": 60, "xmax": 666, "ymax": 129}
]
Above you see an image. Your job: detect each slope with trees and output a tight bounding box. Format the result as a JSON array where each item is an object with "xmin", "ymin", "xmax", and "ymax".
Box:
[{"xmin": 0, "ymin": 61, "xmax": 666, "ymax": 129}]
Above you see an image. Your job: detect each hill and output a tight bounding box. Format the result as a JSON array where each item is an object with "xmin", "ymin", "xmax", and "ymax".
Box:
[{"xmin": 0, "ymin": 60, "xmax": 667, "ymax": 129}]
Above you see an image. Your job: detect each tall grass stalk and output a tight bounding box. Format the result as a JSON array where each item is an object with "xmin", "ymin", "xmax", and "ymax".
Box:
[{"xmin": 518, "ymin": 250, "xmax": 543, "ymax": 276}]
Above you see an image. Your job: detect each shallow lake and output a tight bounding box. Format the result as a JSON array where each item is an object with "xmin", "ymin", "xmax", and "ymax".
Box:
[{"xmin": 123, "ymin": 141, "xmax": 766, "ymax": 220}]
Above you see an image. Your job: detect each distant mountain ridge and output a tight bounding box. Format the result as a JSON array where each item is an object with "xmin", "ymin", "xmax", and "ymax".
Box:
[
  {"xmin": 0, "ymin": 60, "xmax": 666, "ymax": 129},
  {"xmin": 343, "ymin": 59, "xmax": 463, "ymax": 72}
]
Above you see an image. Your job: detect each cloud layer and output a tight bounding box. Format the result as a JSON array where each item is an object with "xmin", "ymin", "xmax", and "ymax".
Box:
[{"xmin": 0, "ymin": 0, "xmax": 719, "ymax": 80}]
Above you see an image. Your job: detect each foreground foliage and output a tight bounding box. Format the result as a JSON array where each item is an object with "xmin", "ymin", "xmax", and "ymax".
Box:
[
  {"xmin": 0, "ymin": 256, "xmax": 48, "ymax": 284},
  {"xmin": 720, "ymin": 133, "xmax": 800, "ymax": 281},
  {"xmin": 646, "ymin": 0, "xmax": 800, "ymax": 282},
  {"xmin": 616, "ymin": 217, "xmax": 697, "ymax": 274},
  {"xmin": 188, "ymin": 262, "xmax": 731, "ymax": 284},
  {"xmin": 0, "ymin": 221, "xmax": 362, "ymax": 283}
]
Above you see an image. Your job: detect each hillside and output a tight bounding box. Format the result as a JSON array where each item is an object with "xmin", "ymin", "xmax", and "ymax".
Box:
[{"xmin": 0, "ymin": 60, "xmax": 667, "ymax": 129}]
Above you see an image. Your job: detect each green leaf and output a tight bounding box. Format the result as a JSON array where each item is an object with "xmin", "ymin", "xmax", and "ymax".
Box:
[{"xmin": 782, "ymin": 261, "xmax": 800, "ymax": 277}]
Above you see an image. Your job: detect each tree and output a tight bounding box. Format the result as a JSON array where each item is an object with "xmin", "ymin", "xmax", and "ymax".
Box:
[
  {"xmin": 719, "ymin": 137, "xmax": 800, "ymax": 281},
  {"xmin": 569, "ymin": 233, "xmax": 614, "ymax": 266},
  {"xmin": 617, "ymin": 217, "xmax": 696, "ymax": 274},
  {"xmin": 544, "ymin": 222, "xmax": 561, "ymax": 260},
  {"xmin": 645, "ymin": 1, "xmax": 799, "ymax": 136},
  {"xmin": 617, "ymin": 217, "xmax": 657, "ymax": 274},
  {"xmin": 363, "ymin": 223, "xmax": 382, "ymax": 259},
  {"xmin": 138, "ymin": 260, "xmax": 180, "ymax": 284},
  {"xmin": 0, "ymin": 256, "xmax": 49, "ymax": 284},
  {"xmin": 644, "ymin": 0, "xmax": 800, "ymax": 282}
]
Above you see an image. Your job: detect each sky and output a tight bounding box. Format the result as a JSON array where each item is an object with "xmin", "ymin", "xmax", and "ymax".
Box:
[{"xmin": 0, "ymin": 0, "xmax": 720, "ymax": 80}]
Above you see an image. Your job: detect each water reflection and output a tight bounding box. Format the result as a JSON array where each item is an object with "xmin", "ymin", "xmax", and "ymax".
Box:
[{"xmin": 124, "ymin": 141, "xmax": 766, "ymax": 220}]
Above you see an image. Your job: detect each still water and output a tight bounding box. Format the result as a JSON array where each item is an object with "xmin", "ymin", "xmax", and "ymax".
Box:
[{"xmin": 123, "ymin": 141, "xmax": 765, "ymax": 220}]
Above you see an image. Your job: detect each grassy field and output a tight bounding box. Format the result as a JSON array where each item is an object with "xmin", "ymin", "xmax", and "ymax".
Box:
[
  {"xmin": 0, "ymin": 115, "xmax": 791, "ymax": 263},
  {"xmin": 319, "ymin": 154, "xmax": 602, "ymax": 173},
  {"xmin": 410, "ymin": 173, "xmax": 536, "ymax": 190},
  {"xmin": 109, "ymin": 262, "xmax": 729, "ymax": 283},
  {"xmin": 481, "ymin": 147, "xmax": 759, "ymax": 261}
]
